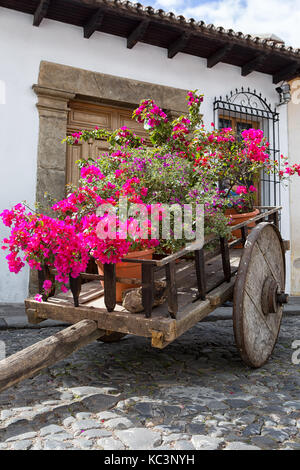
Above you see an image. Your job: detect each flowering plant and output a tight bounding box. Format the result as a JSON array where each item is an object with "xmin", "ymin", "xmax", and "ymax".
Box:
[
  {"xmin": 192, "ymin": 124, "xmax": 300, "ymax": 213},
  {"xmin": 62, "ymin": 91, "xmax": 232, "ymax": 252},
  {"xmin": 0, "ymin": 204, "xmax": 90, "ymax": 297},
  {"xmin": 2, "ymin": 90, "xmax": 299, "ymax": 300}
]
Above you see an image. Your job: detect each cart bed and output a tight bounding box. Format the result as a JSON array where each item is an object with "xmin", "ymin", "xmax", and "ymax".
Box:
[{"xmin": 25, "ymin": 250, "xmax": 242, "ymax": 348}]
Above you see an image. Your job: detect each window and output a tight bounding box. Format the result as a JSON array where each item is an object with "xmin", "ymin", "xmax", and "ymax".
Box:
[{"xmin": 214, "ymin": 88, "xmax": 281, "ymax": 207}]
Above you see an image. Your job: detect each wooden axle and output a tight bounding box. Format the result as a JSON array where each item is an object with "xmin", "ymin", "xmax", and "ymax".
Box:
[{"xmin": 0, "ymin": 320, "xmax": 105, "ymax": 394}]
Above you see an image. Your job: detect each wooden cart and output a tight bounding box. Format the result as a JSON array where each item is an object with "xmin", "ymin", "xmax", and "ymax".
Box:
[{"xmin": 0, "ymin": 207, "xmax": 289, "ymax": 393}]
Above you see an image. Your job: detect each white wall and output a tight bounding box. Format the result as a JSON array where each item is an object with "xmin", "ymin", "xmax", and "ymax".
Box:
[
  {"xmin": 288, "ymin": 78, "xmax": 300, "ymax": 295},
  {"xmin": 277, "ymin": 105, "xmax": 291, "ymax": 293},
  {"xmin": 0, "ymin": 7, "xmax": 290, "ymax": 302}
]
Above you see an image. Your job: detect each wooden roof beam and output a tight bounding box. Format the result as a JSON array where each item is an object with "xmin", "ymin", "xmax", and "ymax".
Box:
[
  {"xmin": 127, "ymin": 19, "xmax": 150, "ymax": 49},
  {"xmin": 168, "ymin": 32, "xmax": 191, "ymax": 59},
  {"xmin": 241, "ymin": 54, "xmax": 267, "ymax": 76},
  {"xmin": 207, "ymin": 44, "xmax": 233, "ymax": 68},
  {"xmin": 84, "ymin": 8, "xmax": 104, "ymax": 39},
  {"xmin": 273, "ymin": 62, "xmax": 300, "ymax": 84},
  {"xmin": 33, "ymin": 0, "xmax": 50, "ymax": 27}
]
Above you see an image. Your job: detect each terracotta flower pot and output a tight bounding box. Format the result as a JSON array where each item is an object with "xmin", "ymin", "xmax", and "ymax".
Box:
[
  {"xmin": 226, "ymin": 208, "xmax": 260, "ymax": 248},
  {"xmin": 96, "ymin": 248, "xmax": 154, "ymax": 302}
]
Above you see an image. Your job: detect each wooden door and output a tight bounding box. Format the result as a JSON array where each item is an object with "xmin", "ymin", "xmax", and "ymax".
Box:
[{"xmin": 66, "ymin": 101, "xmax": 147, "ymax": 187}]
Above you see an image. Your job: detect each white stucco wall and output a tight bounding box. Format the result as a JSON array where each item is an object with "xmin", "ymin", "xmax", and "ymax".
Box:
[
  {"xmin": 288, "ymin": 78, "xmax": 300, "ymax": 295},
  {"xmin": 0, "ymin": 7, "xmax": 291, "ymax": 302}
]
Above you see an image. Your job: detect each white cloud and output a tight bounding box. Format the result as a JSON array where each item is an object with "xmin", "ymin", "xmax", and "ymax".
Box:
[
  {"xmin": 150, "ymin": 0, "xmax": 184, "ymax": 7},
  {"xmin": 142, "ymin": 0, "xmax": 300, "ymax": 48}
]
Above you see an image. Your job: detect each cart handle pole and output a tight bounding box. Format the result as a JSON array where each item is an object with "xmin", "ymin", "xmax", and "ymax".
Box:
[{"xmin": 0, "ymin": 320, "xmax": 105, "ymax": 394}]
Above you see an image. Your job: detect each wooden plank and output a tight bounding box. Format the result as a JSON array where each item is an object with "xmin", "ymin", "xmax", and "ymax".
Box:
[
  {"xmin": 273, "ymin": 62, "xmax": 300, "ymax": 84},
  {"xmin": 26, "ymin": 249, "xmax": 242, "ymax": 317},
  {"xmin": 127, "ymin": 19, "xmax": 150, "ymax": 49},
  {"xmin": 52, "ymin": 248, "xmax": 241, "ymax": 316},
  {"xmin": 24, "ymin": 298, "xmax": 176, "ymax": 341},
  {"xmin": 24, "ymin": 269, "xmax": 236, "ymax": 349},
  {"xmin": 27, "ymin": 308, "xmax": 44, "ymax": 325},
  {"xmin": 168, "ymin": 33, "xmax": 191, "ymax": 59},
  {"xmin": 229, "ymin": 206, "xmax": 281, "ymax": 232},
  {"xmin": 207, "ymin": 277, "xmax": 236, "ymax": 306},
  {"xmin": 165, "ymin": 261, "xmax": 178, "ymax": 318},
  {"xmin": 80, "ymin": 272, "xmax": 141, "ymax": 285},
  {"xmin": 195, "ymin": 249, "xmax": 206, "ymax": 300},
  {"xmin": 33, "ymin": 0, "xmax": 50, "ymax": 27},
  {"xmin": 167, "ymin": 278, "xmax": 236, "ymax": 346},
  {"xmin": 84, "ymin": 8, "xmax": 104, "ymax": 38},
  {"xmin": 173, "ymin": 259, "xmax": 194, "ymax": 283},
  {"xmin": 104, "ymin": 264, "xmax": 116, "ymax": 312},
  {"xmin": 56, "ymin": 280, "xmax": 104, "ymax": 304},
  {"xmin": 207, "ymin": 44, "xmax": 233, "ymax": 68},
  {"xmin": 137, "ymin": 278, "xmax": 236, "ymax": 350},
  {"xmin": 24, "ymin": 249, "xmax": 242, "ymax": 347},
  {"xmin": 142, "ymin": 264, "xmax": 154, "ymax": 318},
  {"xmin": 69, "ymin": 276, "xmax": 81, "ymax": 307},
  {"xmin": 270, "ymin": 211, "xmax": 279, "ymax": 229},
  {"xmin": 117, "ymin": 208, "xmax": 280, "ymax": 269},
  {"xmin": 155, "ymin": 242, "xmax": 202, "ymax": 267},
  {"xmin": 155, "ymin": 251, "xmax": 240, "ymax": 317},
  {"xmin": 241, "ymin": 226, "xmax": 248, "ymax": 246},
  {"xmin": 220, "ymin": 237, "xmax": 231, "ymax": 282},
  {"xmin": 0, "ymin": 320, "xmax": 105, "ymax": 393},
  {"xmin": 151, "ymin": 330, "xmax": 168, "ymax": 349},
  {"xmin": 241, "ymin": 54, "xmax": 267, "ymax": 76},
  {"xmin": 154, "ymin": 208, "xmax": 280, "ymax": 266}
]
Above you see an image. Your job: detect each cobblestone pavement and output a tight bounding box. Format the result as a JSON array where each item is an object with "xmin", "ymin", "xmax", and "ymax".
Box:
[{"xmin": 0, "ymin": 313, "xmax": 299, "ymax": 451}]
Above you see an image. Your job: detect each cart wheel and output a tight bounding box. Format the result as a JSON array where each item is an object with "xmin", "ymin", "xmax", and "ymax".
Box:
[
  {"xmin": 233, "ymin": 222, "xmax": 288, "ymax": 368},
  {"xmin": 97, "ymin": 332, "xmax": 126, "ymax": 343}
]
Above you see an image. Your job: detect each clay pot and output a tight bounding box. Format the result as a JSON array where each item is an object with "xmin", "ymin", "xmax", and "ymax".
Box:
[
  {"xmin": 96, "ymin": 248, "xmax": 154, "ymax": 302},
  {"xmin": 226, "ymin": 208, "xmax": 260, "ymax": 248}
]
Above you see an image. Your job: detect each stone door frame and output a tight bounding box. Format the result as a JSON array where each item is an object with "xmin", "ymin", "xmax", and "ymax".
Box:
[{"xmin": 33, "ymin": 61, "xmax": 188, "ymax": 211}]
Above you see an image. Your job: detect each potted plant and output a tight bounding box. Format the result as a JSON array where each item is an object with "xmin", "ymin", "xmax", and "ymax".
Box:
[
  {"xmin": 0, "ymin": 203, "xmax": 89, "ymax": 300},
  {"xmin": 190, "ymin": 124, "xmax": 299, "ymax": 242},
  {"xmin": 2, "ymin": 91, "xmax": 299, "ymax": 303},
  {"xmin": 61, "ymin": 92, "xmax": 234, "ymax": 299}
]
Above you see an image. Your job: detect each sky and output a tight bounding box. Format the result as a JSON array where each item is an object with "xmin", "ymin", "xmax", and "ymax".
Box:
[{"xmin": 135, "ymin": 0, "xmax": 300, "ymax": 48}]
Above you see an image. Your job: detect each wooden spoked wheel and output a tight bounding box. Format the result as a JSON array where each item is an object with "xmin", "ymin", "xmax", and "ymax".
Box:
[
  {"xmin": 233, "ymin": 222, "xmax": 288, "ymax": 368},
  {"xmin": 97, "ymin": 332, "xmax": 126, "ymax": 343}
]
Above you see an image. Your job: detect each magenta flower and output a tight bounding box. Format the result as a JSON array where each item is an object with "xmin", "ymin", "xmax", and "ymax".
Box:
[
  {"xmin": 43, "ymin": 280, "xmax": 52, "ymax": 292},
  {"xmin": 236, "ymin": 186, "xmax": 248, "ymax": 195}
]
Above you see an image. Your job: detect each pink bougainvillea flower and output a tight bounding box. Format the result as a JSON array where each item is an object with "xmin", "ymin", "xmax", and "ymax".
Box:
[
  {"xmin": 236, "ymin": 186, "xmax": 248, "ymax": 195},
  {"xmin": 43, "ymin": 280, "xmax": 52, "ymax": 291},
  {"xmin": 81, "ymin": 165, "xmax": 105, "ymax": 183},
  {"xmin": 34, "ymin": 294, "xmax": 43, "ymax": 302},
  {"xmin": 140, "ymin": 187, "xmax": 148, "ymax": 197}
]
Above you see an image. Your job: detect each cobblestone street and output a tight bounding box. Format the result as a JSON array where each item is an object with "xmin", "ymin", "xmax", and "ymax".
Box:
[{"xmin": 0, "ymin": 311, "xmax": 299, "ymax": 451}]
